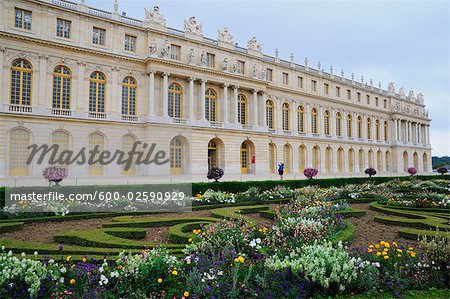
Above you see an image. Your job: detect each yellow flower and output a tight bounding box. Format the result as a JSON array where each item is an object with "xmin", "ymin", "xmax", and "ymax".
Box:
[
  {"xmin": 66, "ymin": 256, "xmax": 72, "ymax": 262},
  {"xmin": 397, "ymin": 249, "xmax": 402, "ymax": 253},
  {"xmin": 157, "ymin": 278, "xmax": 163, "ymax": 283},
  {"xmin": 375, "ymin": 244, "xmax": 380, "ymax": 249},
  {"xmin": 376, "ymin": 252, "xmax": 381, "ymax": 256},
  {"xmin": 186, "ymin": 260, "xmax": 191, "ymax": 265},
  {"xmin": 384, "ymin": 255, "xmax": 389, "ymax": 260},
  {"xmin": 188, "ymin": 238, "xmax": 193, "ymax": 243},
  {"xmin": 392, "ymin": 242, "xmax": 398, "ymax": 247},
  {"xmin": 172, "ymin": 270, "xmax": 178, "ymax": 276},
  {"xmin": 368, "ymin": 245, "xmax": 374, "ymax": 248},
  {"xmin": 383, "ymin": 248, "xmax": 389, "ymax": 252},
  {"xmin": 202, "ymin": 232, "xmax": 206, "ymax": 236},
  {"xmin": 117, "ymin": 265, "xmax": 123, "ymax": 269},
  {"xmin": 397, "ymin": 254, "xmax": 402, "ymax": 257},
  {"xmin": 382, "ymin": 251, "xmax": 387, "ymax": 256},
  {"xmin": 82, "ymin": 258, "xmax": 87, "ymax": 263},
  {"xmin": 367, "ymin": 249, "xmax": 373, "ymax": 253},
  {"xmin": 384, "ymin": 242, "xmax": 390, "ymax": 248},
  {"xmin": 70, "ymin": 279, "xmax": 76, "ymax": 284},
  {"xmin": 184, "ymin": 291, "xmax": 189, "ymax": 297}
]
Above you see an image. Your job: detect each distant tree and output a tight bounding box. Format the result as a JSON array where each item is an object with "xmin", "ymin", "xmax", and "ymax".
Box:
[
  {"xmin": 364, "ymin": 168, "xmax": 377, "ymax": 177},
  {"xmin": 437, "ymin": 167, "xmax": 448, "ymax": 175}
]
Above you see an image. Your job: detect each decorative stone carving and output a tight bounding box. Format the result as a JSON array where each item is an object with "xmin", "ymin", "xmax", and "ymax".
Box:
[
  {"xmin": 414, "ymin": 107, "xmax": 419, "ymax": 115},
  {"xmin": 304, "ymin": 57, "xmax": 308, "ymax": 66},
  {"xmin": 161, "ymin": 39, "xmax": 170, "ymax": 59},
  {"xmin": 260, "ymin": 68, "xmax": 267, "ymax": 80},
  {"xmin": 144, "ymin": 6, "xmax": 166, "ymax": 26},
  {"xmin": 218, "ymin": 27, "xmax": 233, "ymax": 44},
  {"xmin": 247, "ymin": 36, "xmax": 262, "ymax": 52},
  {"xmin": 149, "ymin": 41, "xmax": 157, "ymax": 57},
  {"xmin": 388, "ymin": 82, "xmax": 395, "ymax": 94},
  {"xmin": 252, "ymin": 64, "xmax": 258, "ymax": 78},
  {"xmin": 394, "ymin": 101, "xmax": 400, "ymax": 111},
  {"xmin": 232, "ymin": 61, "xmax": 238, "ymax": 73},
  {"xmin": 399, "ymin": 87, "xmax": 405, "ymax": 97},
  {"xmin": 406, "ymin": 105, "xmax": 411, "ymax": 114},
  {"xmin": 200, "ymin": 50, "xmax": 207, "ymax": 66},
  {"xmin": 417, "ymin": 92, "xmax": 424, "ymax": 103},
  {"xmin": 187, "ymin": 48, "xmax": 195, "ymax": 65},
  {"xmin": 113, "ymin": 0, "xmax": 118, "ymax": 13},
  {"xmin": 222, "ymin": 58, "xmax": 228, "ymax": 72},
  {"xmin": 408, "ymin": 90, "xmax": 416, "ymax": 101},
  {"xmin": 184, "ymin": 17, "xmax": 202, "ymax": 36}
]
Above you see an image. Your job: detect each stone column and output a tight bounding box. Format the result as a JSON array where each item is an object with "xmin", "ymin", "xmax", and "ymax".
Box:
[
  {"xmin": 76, "ymin": 61, "xmax": 85, "ymax": 111},
  {"xmin": 162, "ymin": 73, "xmax": 169, "ymax": 118},
  {"xmin": 426, "ymin": 125, "xmax": 430, "ymax": 145},
  {"xmin": 188, "ymin": 77, "xmax": 195, "ymax": 121},
  {"xmin": 393, "ymin": 119, "xmax": 398, "ymax": 142},
  {"xmin": 252, "ymin": 90, "xmax": 258, "ymax": 126},
  {"xmin": 353, "ymin": 112, "xmax": 357, "ymax": 138},
  {"xmin": 418, "ymin": 123, "xmax": 422, "ymax": 145},
  {"xmin": 331, "ymin": 108, "xmax": 336, "ymax": 136},
  {"xmin": 148, "ymin": 70, "xmax": 155, "ymax": 117},
  {"xmin": 305, "ymin": 104, "xmax": 311, "ymax": 135},
  {"xmin": 342, "ymin": 110, "xmax": 347, "ymax": 138},
  {"xmin": 408, "ymin": 121, "xmax": 412, "ymax": 143},
  {"xmin": 276, "ymin": 97, "xmax": 282, "ymax": 132},
  {"xmin": 292, "ymin": 100, "xmax": 298, "ymax": 132},
  {"xmin": 233, "ymin": 85, "xmax": 239, "ymax": 124},
  {"xmin": 319, "ymin": 106, "xmax": 324, "ymax": 136},
  {"xmin": 200, "ymin": 79, "xmax": 207, "ymax": 121},
  {"xmin": 38, "ymin": 55, "xmax": 48, "ymax": 109},
  {"xmin": 0, "ymin": 48, "xmax": 4, "ymax": 107},
  {"xmin": 262, "ymin": 92, "xmax": 267, "ymax": 127},
  {"xmin": 222, "ymin": 84, "xmax": 229, "ymax": 124}
]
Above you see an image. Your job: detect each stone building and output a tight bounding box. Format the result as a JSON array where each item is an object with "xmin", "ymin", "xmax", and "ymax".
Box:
[{"xmin": 0, "ymin": 0, "xmax": 432, "ymax": 185}]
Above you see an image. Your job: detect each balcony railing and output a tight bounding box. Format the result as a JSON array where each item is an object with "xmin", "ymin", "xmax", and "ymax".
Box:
[
  {"xmin": 209, "ymin": 121, "xmax": 223, "ymax": 128},
  {"xmin": 9, "ymin": 104, "xmax": 32, "ymax": 113},
  {"xmin": 51, "ymin": 108, "xmax": 72, "ymax": 116},
  {"xmin": 242, "ymin": 124, "xmax": 253, "ymax": 130},
  {"xmin": 121, "ymin": 114, "xmax": 138, "ymax": 122},
  {"xmin": 87, "ymin": 112, "xmax": 107, "ymax": 119},
  {"xmin": 171, "ymin": 117, "xmax": 188, "ymax": 124}
]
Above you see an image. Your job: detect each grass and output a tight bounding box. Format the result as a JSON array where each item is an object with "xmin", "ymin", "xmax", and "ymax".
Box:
[{"xmin": 335, "ymin": 288, "xmax": 450, "ymax": 299}]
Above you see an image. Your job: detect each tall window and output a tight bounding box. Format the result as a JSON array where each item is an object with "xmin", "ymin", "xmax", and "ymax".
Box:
[
  {"xmin": 170, "ymin": 137, "xmax": 183, "ymax": 175},
  {"xmin": 357, "ymin": 92, "xmax": 361, "ymax": 102},
  {"xmin": 337, "ymin": 148, "xmax": 344, "ymax": 173},
  {"xmin": 282, "ymin": 103, "xmax": 290, "ymax": 131},
  {"xmin": 297, "ymin": 105, "xmax": 305, "ymax": 133},
  {"xmin": 324, "ymin": 83, "xmax": 329, "ymax": 94},
  {"xmin": 283, "ymin": 144, "xmax": 291, "ymax": 173},
  {"xmin": 346, "ymin": 89, "xmax": 351, "ymax": 100},
  {"xmin": 10, "ymin": 59, "xmax": 32, "ymax": 107},
  {"xmin": 282, "ymin": 73, "xmax": 289, "ymax": 85},
  {"xmin": 299, "ymin": 145, "xmax": 306, "ymax": 173},
  {"xmin": 266, "ymin": 69, "xmax": 273, "ymax": 81},
  {"xmin": 122, "ymin": 135, "xmax": 136, "ymax": 175},
  {"xmin": 385, "ymin": 151, "xmax": 391, "ymax": 172},
  {"xmin": 311, "ymin": 108, "xmax": 318, "ymax": 134},
  {"xmin": 265, "ymin": 100, "xmax": 274, "ymax": 129},
  {"xmin": 170, "ymin": 44, "xmax": 181, "ymax": 60},
  {"xmin": 121, "ymin": 76, "xmax": 137, "ymax": 116},
  {"xmin": 368, "ymin": 150, "xmax": 374, "ymax": 168},
  {"xmin": 376, "ymin": 119, "xmax": 380, "ymax": 141},
  {"xmin": 205, "ymin": 88, "xmax": 217, "ymax": 121},
  {"xmin": 89, "ymin": 71, "xmax": 106, "ymax": 113},
  {"xmin": 297, "ymin": 76, "xmax": 304, "ymax": 88},
  {"xmin": 237, "ymin": 94, "xmax": 247, "ymax": 124},
  {"xmin": 56, "ymin": 18, "xmax": 71, "ymax": 39},
  {"xmin": 324, "ymin": 110, "xmax": 331, "ymax": 135},
  {"xmin": 92, "ymin": 27, "xmax": 105, "ymax": 46},
  {"xmin": 357, "ymin": 116, "xmax": 362, "ymax": 138},
  {"xmin": 124, "ymin": 34, "xmax": 136, "ymax": 52},
  {"xmin": 51, "ymin": 131, "xmax": 69, "ymax": 166},
  {"xmin": 367, "ymin": 118, "xmax": 372, "ymax": 140},
  {"xmin": 9, "ymin": 129, "xmax": 30, "ymax": 176},
  {"xmin": 52, "ymin": 66, "xmax": 71, "ymax": 111},
  {"xmin": 88, "ymin": 133, "xmax": 104, "ymax": 176},
  {"xmin": 269, "ymin": 143, "xmax": 276, "ymax": 173},
  {"xmin": 168, "ymin": 83, "xmax": 182, "ymax": 118},
  {"xmin": 377, "ymin": 150, "xmax": 383, "ymax": 172},
  {"xmin": 366, "ymin": 95, "xmax": 370, "ymax": 105},
  {"xmin": 384, "ymin": 121, "xmax": 389, "ymax": 141},
  {"xmin": 325, "ymin": 147, "xmax": 332, "ymax": 173},
  {"xmin": 336, "ymin": 86, "xmax": 341, "ymax": 97},
  {"xmin": 358, "ymin": 149, "xmax": 365, "ymax": 172},
  {"xmin": 15, "ymin": 8, "xmax": 32, "ymax": 30},
  {"xmin": 348, "ymin": 148, "xmax": 355, "ymax": 173},
  {"xmin": 336, "ymin": 112, "xmax": 342, "ymax": 137},
  {"xmin": 312, "ymin": 146, "xmax": 320, "ymax": 170},
  {"xmin": 206, "ymin": 53, "xmax": 215, "ymax": 68},
  {"xmin": 237, "ymin": 60, "xmax": 245, "ymax": 75},
  {"xmin": 311, "ymin": 80, "xmax": 317, "ymax": 91},
  {"xmin": 347, "ymin": 114, "xmax": 353, "ymax": 137}
]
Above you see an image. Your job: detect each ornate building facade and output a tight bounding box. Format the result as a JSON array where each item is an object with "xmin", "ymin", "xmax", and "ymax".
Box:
[{"xmin": 0, "ymin": 0, "xmax": 432, "ymax": 185}]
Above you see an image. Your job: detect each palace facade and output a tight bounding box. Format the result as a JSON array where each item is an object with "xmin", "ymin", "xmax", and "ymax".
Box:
[{"xmin": 0, "ymin": 0, "xmax": 432, "ymax": 185}]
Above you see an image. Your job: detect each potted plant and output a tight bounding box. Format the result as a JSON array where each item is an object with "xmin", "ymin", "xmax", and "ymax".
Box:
[
  {"xmin": 207, "ymin": 167, "xmax": 224, "ymax": 182},
  {"xmin": 42, "ymin": 166, "xmax": 68, "ymax": 186},
  {"xmin": 303, "ymin": 168, "xmax": 318, "ymax": 179},
  {"xmin": 407, "ymin": 167, "xmax": 417, "ymax": 176},
  {"xmin": 364, "ymin": 167, "xmax": 377, "ymax": 178}
]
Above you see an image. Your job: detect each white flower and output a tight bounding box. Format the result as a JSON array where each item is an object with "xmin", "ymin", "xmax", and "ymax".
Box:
[
  {"xmin": 34, "ymin": 251, "xmax": 38, "ymax": 256},
  {"xmin": 99, "ymin": 274, "xmax": 109, "ymax": 285},
  {"xmin": 1, "ymin": 246, "xmax": 5, "ymax": 251},
  {"xmin": 99, "ymin": 266, "xmax": 104, "ymax": 273},
  {"xmin": 60, "ymin": 277, "xmax": 65, "ymax": 283},
  {"xmin": 21, "ymin": 252, "xmax": 25, "ymax": 257},
  {"xmin": 249, "ymin": 240, "xmax": 257, "ymax": 248},
  {"xmin": 110, "ymin": 271, "xmax": 119, "ymax": 278},
  {"xmin": 60, "ymin": 267, "xmax": 67, "ymax": 273}
]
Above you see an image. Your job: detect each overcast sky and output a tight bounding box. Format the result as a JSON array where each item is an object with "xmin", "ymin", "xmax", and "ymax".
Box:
[{"xmin": 90, "ymin": 0, "xmax": 449, "ymax": 156}]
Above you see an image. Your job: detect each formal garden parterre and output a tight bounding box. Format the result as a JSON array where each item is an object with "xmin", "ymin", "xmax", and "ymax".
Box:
[{"xmin": 0, "ymin": 176, "xmax": 449, "ymax": 298}]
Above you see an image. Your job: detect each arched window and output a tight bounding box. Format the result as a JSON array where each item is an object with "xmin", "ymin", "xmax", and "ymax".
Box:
[
  {"xmin": 347, "ymin": 114, "xmax": 353, "ymax": 138},
  {"xmin": 122, "ymin": 76, "xmax": 137, "ymax": 116},
  {"xmin": 205, "ymin": 88, "xmax": 217, "ymax": 122},
  {"xmin": 367, "ymin": 118, "xmax": 372, "ymax": 140},
  {"xmin": 357, "ymin": 116, "xmax": 362, "ymax": 138},
  {"xmin": 89, "ymin": 71, "xmax": 106, "ymax": 113},
  {"xmin": 368, "ymin": 150, "xmax": 374, "ymax": 168},
  {"xmin": 237, "ymin": 94, "xmax": 247, "ymax": 125},
  {"xmin": 265, "ymin": 100, "xmax": 274, "ymax": 129},
  {"xmin": 325, "ymin": 147, "xmax": 332, "ymax": 173},
  {"xmin": 52, "ymin": 66, "xmax": 71, "ymax": 112},
  {"xmin": 311, "ymin": 108, "xmax": 318, "ymax": 134},
  {"xmin": 9, "ymin": 128, "xmax": 30, "ymax": 176},
  {"xmin": 283, "ymin": 144, "xmax": 291, "ymax": 173},
  {"xmin": 282, "ymin": 103, "xmax": 290, "ymax": 131},
  {"xmin": 269, "ymin": 143, "xmax": 276, "ymax": 173},
  {"xmin": 10, "ymin": 59, "xmax": 32, "ymax": 107},
  {"xmin": 324, "ymin": 110, "xmax": 331, "ymax": 135},
  {"xmin": 312, "ymin": 146, "xmax": 320, "ymax": 170},
  {"xmin": 297, "ymin": 105, "xmax": 305, "ymax": 133},
  {"xmin": 51, "ymin": 131, "xmax": 69, "ymax": 164},
  {"xmin": 122, "ymin": 135, "xmax": 137, "ymax": 175},
  {"xmin": 377, "ymin": 150, "xmax": 383, "ymax": 172},
  {"xmin": 384, "ymin": 121, "xmax": 389, "ymax": 141},
  {"xmin": 336, "ymin": 112, "xmax": 342, "ymax": 137},
  {"xmin": 423, "ymin": 153, "xmax": 428, "ymax": 172},
  {"xmin": 348, "ymin": 148, "xmax": 355, "ymax": 173},
  {"xmin": 168, "ymin": 83, "xmax": 182, "ymax": 118},
  {"xmin": 358, "ymin": 149, "xmax": 365, "ymax": 172},
  {"xmin": 88, "ymin": 133, "xmax": 104, "ymax": 175},
  {"xmin": 170, "ymin": 137, "xmax": 183, "ymax": 175},
  {"xmin": 403, "ymin": 151, "xmax": 409, "ymax": 172},
  {"xmin": 413, "ymin": 152, "xmax": 419, "ymax": 169},
  {"xmin": 208, "ymin": 140, "xmax": 217, "ymax": 169},
  {"xmin": 337, "ymin": 148, "xmax": 344, "ymax": 173},
  {"xmin": 385, "ymin": 151, "xmax": 391, "ymax": 172},
  {"xmin": 299, "ymin": 145, "xmax": 306, "ymax": 173},
  {"xmin": 376, "ymin": 119, "xmax": 380, "ymax": 141}
]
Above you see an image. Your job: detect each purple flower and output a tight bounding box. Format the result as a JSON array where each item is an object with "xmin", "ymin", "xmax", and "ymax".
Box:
[
  {"xmin": 303, "ymin": 168, "xmax": 318, "ymax": 179},
  {"xmin": 407, "ymin": 167, "xmax": 417, "ymax": 176}
]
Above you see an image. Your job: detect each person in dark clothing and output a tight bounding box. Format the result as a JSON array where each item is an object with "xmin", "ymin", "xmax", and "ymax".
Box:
[{"xmin": 277, "ymin": 162, "xmax": 284, "ymax": 180}]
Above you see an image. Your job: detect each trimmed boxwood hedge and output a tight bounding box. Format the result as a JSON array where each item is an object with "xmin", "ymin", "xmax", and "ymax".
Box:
[
  {"xmin": 168, "ymin": 221, "xmax": 213, "ymax": 244},
  {"xmin": 330, "ymin": 220, "xmax": 355, "ymax": 245},
  {"xmin": 0, "ymin": 222, "xmax": 24, "ymax": 233}
]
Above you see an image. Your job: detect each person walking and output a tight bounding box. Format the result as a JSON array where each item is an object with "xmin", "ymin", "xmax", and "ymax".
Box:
[{"xmin": 277, "ymin": 162, "xmax": 284, "ymax": 180}]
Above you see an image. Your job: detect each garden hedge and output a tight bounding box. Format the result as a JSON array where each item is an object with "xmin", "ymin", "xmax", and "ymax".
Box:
[
  {"xmin": 168, "ymin": 221, "xmax": 213, "ymax": 244},
  {"xmin": 0, "ymin": 222, "xmax": 24, "ymax": 233}
]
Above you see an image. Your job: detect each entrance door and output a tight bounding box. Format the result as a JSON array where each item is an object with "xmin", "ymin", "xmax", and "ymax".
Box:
[
  {"xmin": 240, "ymin": 143, "xmax": 248, "ymax": 174},
  {"xmin": 208, "ymin": 140, "xmax": 217, "ymax": 169}
]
